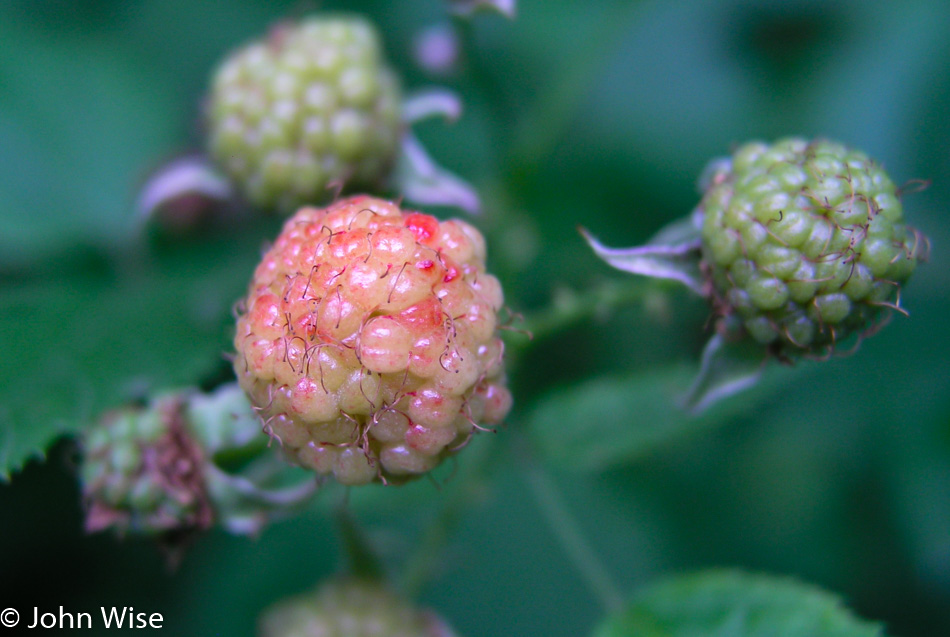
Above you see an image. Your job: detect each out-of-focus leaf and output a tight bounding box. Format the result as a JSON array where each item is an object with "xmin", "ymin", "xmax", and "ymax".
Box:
[
  {"xmin": 593, "ymin": 569, "xmax": 884, "ymax": 637},
  {"xmin": 0, "ymin": 18, "xmax": 179, "ymax": 267},
  {"xmin": 0, "ymin": 224, "xmax": 273, "ymax": 480},
  {"xmin": 526, "ymin": 364, "xmax": 780, "ymax": 472},
  {"xmin": 880, "ymin": 399, "xmax": 950, "ymax": 594}
]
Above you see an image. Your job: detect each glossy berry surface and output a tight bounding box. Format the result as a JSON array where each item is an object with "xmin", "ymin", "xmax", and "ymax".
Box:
[
  {"xmin": 233, "ymin": 195, "xmax": 511, "ymax": 485},
  {"xmin": 207, "ymin": 16, "xmax": 402, "ymax": 213},
  {"xmin": 699, "ymin": 138, "xmax": 927, "ymax": 357}
]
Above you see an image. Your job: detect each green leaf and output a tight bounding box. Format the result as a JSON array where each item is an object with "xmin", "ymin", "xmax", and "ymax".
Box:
[
  {"xmin": 593, "ymin": 570, "xmax": 884, "ymax": 637},
  {"xmin": 526, "ymin": 364, "xmax": 779, "ymax": 472},
  {"xmin": 0, "ymin": 224, "xmax": 274, "ymax": 480}
]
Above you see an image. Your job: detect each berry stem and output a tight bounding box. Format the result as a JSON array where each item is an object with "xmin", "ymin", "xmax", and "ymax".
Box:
[
  {"xmin": 337, "ymin": 499, "xmax": 386, "ymax": 581},
  {"xmin": 510, "ymin": 278, "xmax": 651, "ymax": 349},
  {"xmin": 213, "ymin": 469, "xmax": 320, "ymax": 507},
  {"xmin": 523, "ymin": 459, "xmax": 624, "ymax": 613}
]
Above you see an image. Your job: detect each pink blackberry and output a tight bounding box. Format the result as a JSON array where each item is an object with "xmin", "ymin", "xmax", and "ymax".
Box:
[{"xmin": 233, "ymin": 195, "xmax": 511, "ymax": 485}]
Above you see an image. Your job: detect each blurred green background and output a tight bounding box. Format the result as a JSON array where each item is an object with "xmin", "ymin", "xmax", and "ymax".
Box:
[{"xmin": 2, "ymin": 0, "xmax": 949, "ymax": 635}]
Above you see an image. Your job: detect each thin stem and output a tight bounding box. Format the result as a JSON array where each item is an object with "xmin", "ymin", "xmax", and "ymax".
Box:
[
  {"xmin": 524, "ymin": 463, "xmax": 624, "ymax": 613},
  {"xmin": 509, "ymin": 278, "xmax": 651, "ymax": 350},
  {"xmin": 400, "ymin": 501, "xmax": 460, "ymax": 598},
  {"xmin": 207, "ymin": 466, "xmax": 319, "ymax": 507},
  {"xmin": 337, "ymin": 494, "xmax": 386, "ymax": 580},
  {"xmin": 401, "ymin": 434, "xmax": 500, "ymax": 598}
]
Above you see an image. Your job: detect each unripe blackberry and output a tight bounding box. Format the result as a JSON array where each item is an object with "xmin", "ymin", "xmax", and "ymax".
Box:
[
  {"xmin": 259, "ymin": 578, "xmax": 458, "ymax": 637},
  {"xmin": 81, "ymin": 384, "xmax": 316, "ymax": 538},
  {"xmin": 81, "ymin": 392, "xmax": 214, "ymax": 536},
  {"xmin": 207, "ymin": 16, "xmax": 402, "ymax": 213},
  {"xmin": 233, "ymin": 195, "xmax": 511, "ymax": 485},
  {"xmin": 699, "ymin": 138, "xmax": 927, "ymax": 358}
]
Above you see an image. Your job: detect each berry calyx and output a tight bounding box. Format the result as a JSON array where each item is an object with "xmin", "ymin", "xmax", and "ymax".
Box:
[
  {"xmin": 233, "ymin": 195, "xmax": 511, "ymax": 485},
  {"xmin": 699, "ymin": 138, "xmax": 928, "ymax": 358},
  {"xmin": 206, "ymin": 16, "xmax": 402, "ymax": 213}
]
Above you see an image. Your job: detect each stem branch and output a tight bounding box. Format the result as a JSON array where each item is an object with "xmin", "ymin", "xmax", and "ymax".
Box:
[{"xmin": 510, "ymin": 278, "xmax": 650, "ymax": 349}]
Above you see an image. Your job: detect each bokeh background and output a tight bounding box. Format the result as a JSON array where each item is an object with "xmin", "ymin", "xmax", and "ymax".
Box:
[{"xmin": 2, "ymin": 0, "xmax": 950, "ymax": 635}]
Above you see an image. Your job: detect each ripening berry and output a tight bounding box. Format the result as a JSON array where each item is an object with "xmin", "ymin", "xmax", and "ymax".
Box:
[{"xmin": 233, "ymin": 195, "xmax": 511, "ymax": 485}]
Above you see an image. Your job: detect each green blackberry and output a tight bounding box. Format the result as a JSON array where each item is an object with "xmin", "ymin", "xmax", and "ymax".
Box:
[
  {"xmin": 80, "ymin": 384, "xmax": 316, "ymax": 538},
  {"xmin": 207, "ymin": 16, "xmax": 402, "ymax": 213},
  {"xmin": 81, "ymin": 392, "xmax": 214, "ymax": 536},
  {"xmin": 699, "ymin": 138, "xmax": 928, "ymax": 358}
]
